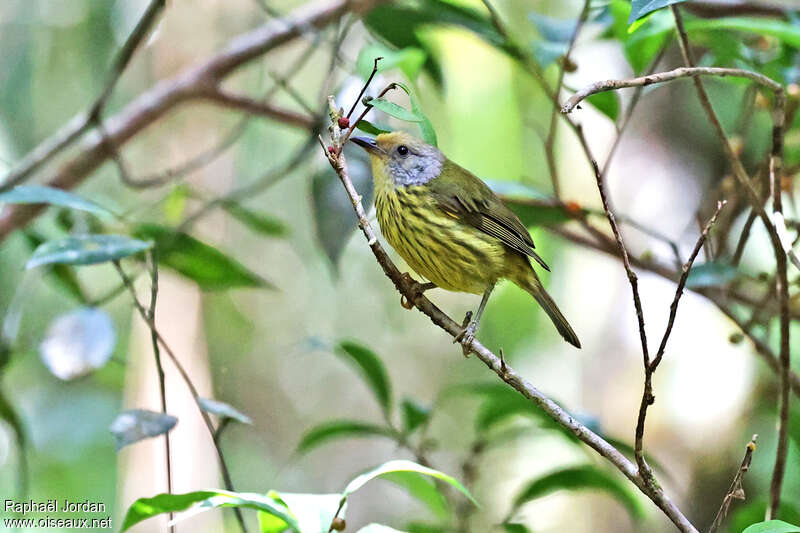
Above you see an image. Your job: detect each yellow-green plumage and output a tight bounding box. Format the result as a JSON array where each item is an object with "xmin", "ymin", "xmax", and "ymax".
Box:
[{"xmin": 354, "ymin": 132, "xmax": 580, "ymax": 349}]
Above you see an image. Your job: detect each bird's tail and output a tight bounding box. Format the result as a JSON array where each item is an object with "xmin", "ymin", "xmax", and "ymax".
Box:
[{"xmin": 516, "ymin": 272, "xmax": 581, "ymax": 349}]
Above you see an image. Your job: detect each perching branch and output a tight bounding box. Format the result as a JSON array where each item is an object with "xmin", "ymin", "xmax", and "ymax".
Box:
[{"xmin": 319, "ymin": 100, "xmax": 699, "ymax": 532}]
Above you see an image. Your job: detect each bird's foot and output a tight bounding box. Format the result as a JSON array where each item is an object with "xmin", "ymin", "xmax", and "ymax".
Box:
[
  {"xmin": 400, "ymin": 273, "xmax": 434, "ymax": 310},
  {"xmin": 453, "ymin": 311, "xmax": 476, "ymax": 357}
]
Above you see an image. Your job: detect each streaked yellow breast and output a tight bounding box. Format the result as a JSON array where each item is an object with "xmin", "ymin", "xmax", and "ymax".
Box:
[{"xmin": 374, "ymin": 185, "xmax": 509, "ymax": 294}]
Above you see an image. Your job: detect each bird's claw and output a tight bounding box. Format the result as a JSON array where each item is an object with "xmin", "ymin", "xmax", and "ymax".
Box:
[
  {"xmin": 400, "ymin": 273, "xmax": 430, "ymax": 310},
  {"xmin": 454, "ymin": 313, "xmax": 477, "ymax": 357}
]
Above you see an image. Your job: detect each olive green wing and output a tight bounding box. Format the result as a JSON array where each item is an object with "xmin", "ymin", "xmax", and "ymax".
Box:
[{"xmin": 429, "ymin": 160, "xmax": 550, "ymax": 271}]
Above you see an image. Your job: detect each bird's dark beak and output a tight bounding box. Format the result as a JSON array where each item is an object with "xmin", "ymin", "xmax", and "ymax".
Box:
[{"xmin": 351, "ymin": 136, "xmax": 381, "ymax": 154}]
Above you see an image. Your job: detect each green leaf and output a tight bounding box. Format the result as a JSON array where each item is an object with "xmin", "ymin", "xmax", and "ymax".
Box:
[
  {"xmin": 221, "ymin": 202, "xmax": 289, "ymax": 237},
  {"xmin": 356, "ymin": 43, "xmax": 427, "ymax": 81},
  {"xmin": 363, "ymin": 0, "xmax": 514, "ymax": 85},
  {"xmin": 134, "ymin": 224, "xmax": 273, "ymax": 290},
  {"xmin": 368, "ymin": 98, "xmax": 423, "ymax": 123},
  {"xmin": 512, "ymin": 466, "xmax": 645, "ymax": 520},
  {"xmin": 685, "ymin": 262, "xmax": 739, "ymax": 288},
  {"xmin": 0, "ymin": 185, "xmax": 114, "ymax": 218},
  {"xmin": 686, "ymin": 18, "xmax": 800, "ymax": 49},
  {"xmin": 26, "ymin": 234, "xmax": 152, "ymax": 269},
  {"xmin": 586, "ymin": 91, "xmax": 620, "ymax": 121},
  {"xmin": 401, "ymin": 398, "xmax": 430, "ymax": 434},
  {"xmin": 335, "ymin": 340, "xmax": 392, "ymax": 416},
  {"xmin": 381, "ymin": 471, "xmax": 448, "ymax": 519},
  {"xmin": 296, "ymin": 420, "xmax": 394, "ymax": 454},
  {"xmin": 485, "ymin": 180, "xmax": 552, "ymax": 201},
  {"xmin": 743, "ymin": 521, "xmax": 800, "ymax": 533},
  {"xmin": 358, "ymin": 525, "xmax": 407, "ymax": 533},
  {"xmin": 503, "ymin": 524, "xmax": 531, "ymax": 533},
  {"xmin": 529, "ymin": 13, "xmax": 577, "ymax": 42},
  {"xmin": 394, "ymin": 82, "xmax": 437, "ymax": 146},
  {"xmin": 628, "ymin": 0, "xmax": 686, "ymax": 23},
  {"xmin": 198, "ymin": 398, "xmax": 252, "ymax": 425},
  {"xmin": 121, "ymin": 490, "xmax": 299, "ymax": 532},
  {"xmin": 506, "ymin": 201, "xmax": 577, "ymax": 226},
  {"xmin": 343, "ymin": 459, "xmax": 477, "ymax": 507},
  {"xmin": 267, "ymin": 492, "xmax": 342, "ymax": 533},
  {"xmin": 109, "ymin": 409, "xmax": 177, "ymax": 451},
  {"xmin": 21, "ymin": 231, "xmax": 85, "ymax": 301},
  {"xmin": 356, "ymin": 120, "xmax": 393, "ymax": 136}
]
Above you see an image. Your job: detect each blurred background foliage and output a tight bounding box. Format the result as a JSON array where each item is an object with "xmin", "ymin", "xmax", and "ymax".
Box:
[{"xmin": 0, "ymin": 0, "xmax": 799, "ymax": 532}]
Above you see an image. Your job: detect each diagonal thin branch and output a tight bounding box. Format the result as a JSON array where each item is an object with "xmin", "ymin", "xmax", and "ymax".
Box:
[{"xmin": 708, "ymin": 434, "xmax": 758, "ymax": 533}]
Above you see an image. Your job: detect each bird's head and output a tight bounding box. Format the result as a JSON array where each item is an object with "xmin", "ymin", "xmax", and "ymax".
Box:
[{"xmin": 351, "ymin": 132, "xmax": 444, "ymax": 186}]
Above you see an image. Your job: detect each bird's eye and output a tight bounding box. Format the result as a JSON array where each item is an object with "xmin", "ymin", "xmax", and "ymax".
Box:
[{"xmin": 397, "ymin": 145, "xmax": 409, "ymax": 156}]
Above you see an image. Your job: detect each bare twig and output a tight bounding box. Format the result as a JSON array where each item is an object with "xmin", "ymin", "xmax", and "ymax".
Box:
[
  {"xmin": 635, "ymin": 202, "xmax": 725, "ymax": 478},
  {"xmin": 708, "ymin": 435, "xmax": 758, "ymax": 533},
  {"xmin": 562, "ymin": 67, "xmax": 783, "ymax": 115},
  {"xmin": 113, "ymin": 262, "xmax": 248, "ymax": 533},
  {"xmin": 146, "ymin": 251, "xmax": 174, "ymax": 532},
  {"xmin": 0, "ymin": 0, "xmax": 167, "ymax": 191},
  {"xmin": 542, "ymin": 0, "xmax": 591, "ymax": 198},
  {"xmin": 201, "ymin": 90, "xmax": 317, "ymax": 129}
]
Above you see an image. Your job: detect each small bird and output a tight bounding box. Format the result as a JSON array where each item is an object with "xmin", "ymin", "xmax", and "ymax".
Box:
[{"xmin": 351, "ymin": 132, "xmax": 580, "ymax": 349}]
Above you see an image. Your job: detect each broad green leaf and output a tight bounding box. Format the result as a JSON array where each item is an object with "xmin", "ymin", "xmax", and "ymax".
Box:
[
  {"xmin": 21, "ymin": 230, "xmax": 85, "ymax": 302},
  {"xmin": 40, "ymin": 307, "xmax": 116, "ymax": 381},
  {"xmin": 335, "ymin": 340, "xmax": 392, "ymax": 416},
  {"xmin": 503, "ymin": 525, "xmax": 531, "ymax": 533},
  {"xmin": 258, "ymin": 510, "xmax": 290, "ymax": 533},
  {"xmin": 121, "ymin": 490, "xmax": 299, "ymax": 532},
  {"xmin": 26, "ymin": 235, "xmax": 152, "ymax": 269},
  {"xmin": 296, "ymin": 420, "xmax": 394, "ymax": 454},
  {"xmin": 406, "ymin": 524, "xmax": 446, "ymax": 533},
  {"xmin": 221, "ymin": 202, "xmax": 289, "ymax": 237},
  {"xmin": 198, "ymin": 398, "xmax": 252, "ymax": 425},
  {"xmin": 586, "ymin": 91, "xmax": 620, "ymax": 121},
  {"xmin": 358, "ymin": 525, "xmax": 407, "ymax": 533},
  {"xmin": 110, "ymin": 409, "xmax": 177, "ymax": 451},
  {"xmin": 368, "ymin": 98, "xmax": 423, "ymax": 123},
  {"xmin": 356, "ymin": 120, "xmax": 393, "ymax": 136},
  {"xmin": 381, "ymin": 471, "xmax": 448, "ymax": 519},
  {"xmin": 685, "ymin": 262, "xmax": 739, "ymax": 288},
  {"xmin": 0, "ymin": 185, "xmax": 114, "ymax": 218},
  {"xmin": 628, "ymin": 0, "xmax": 686, "ymax": 23},
  {"xmin": 268, "ymin": 492, "xmax": 342, "ymax": 533},
  {"xmin": 356, "ymin": 43, "xmax": 427, "ymax": 81},
  {"xmin": 343, "ymin": 459, "xmax": 477, "ymax": 507},
  {"xmin": 743, "ymin": 521, "xmax": 800, "ymax": 533},
  {"xmin": 363, "ymin": 0, "xmax": 514, "ymax": 85},
  {"xmin": 512, "ymin": 465, "xmax": 645, "ymax": 520},
  {"xmin": 401, "ymin": 398, "xmax": 430, "ymax": 434},
  {"xmin": 134, "ymin": 224, "xmax": 272, "ymax": 290},
  {"xmin": 685, "ymin": 18, "xmax": 800, "ymax": 49}
]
